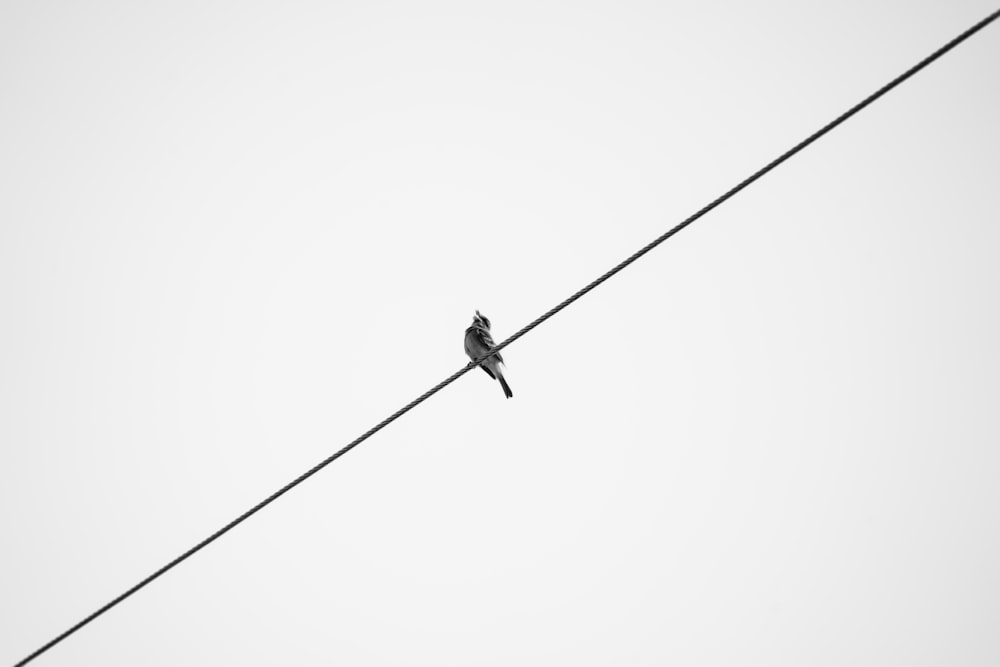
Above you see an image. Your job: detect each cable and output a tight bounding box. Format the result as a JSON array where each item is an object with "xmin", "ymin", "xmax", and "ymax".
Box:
[
  {"xmin": 487, "ymin": 8, "xmax": 1000, "ymax": 363},
  {"xmin": 15, "ymin": 9, "xmax": 999, "ymax": 666}
]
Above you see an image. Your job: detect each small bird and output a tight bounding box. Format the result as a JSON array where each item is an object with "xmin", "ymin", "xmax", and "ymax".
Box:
[{"xmin": 465, "ymin": 310, "xmax": 513, "ymax": 399}]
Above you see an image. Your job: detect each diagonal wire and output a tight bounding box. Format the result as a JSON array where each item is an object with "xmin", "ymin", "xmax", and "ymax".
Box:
[
  {"xmin": 485, "ymin": 9, "xmax": 1000, "ymax": 363},
  {"xmin": 15, "ymin": 8, "xmax": 999, "ymax": 666}
]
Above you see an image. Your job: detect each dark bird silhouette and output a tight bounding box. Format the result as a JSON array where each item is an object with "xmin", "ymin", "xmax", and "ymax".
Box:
[{"xmin": 464, "ymin": 310, "xmax": 512, "ymax": 399}]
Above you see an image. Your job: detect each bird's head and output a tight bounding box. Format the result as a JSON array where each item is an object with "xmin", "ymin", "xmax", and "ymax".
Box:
[{"xmin": 473, "ymin": 310, "xmax": 491, "ymax": 329}]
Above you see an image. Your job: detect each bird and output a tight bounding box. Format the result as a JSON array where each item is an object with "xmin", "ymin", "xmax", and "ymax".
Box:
[{"xmin": 464, "ymin": 310, "xmax": 513, "ymax": 399}]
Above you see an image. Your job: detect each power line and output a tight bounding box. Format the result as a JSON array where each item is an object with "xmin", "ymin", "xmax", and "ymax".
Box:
[{"xmin": 15, "ymin": 9, "xmax": 999, "ymax": 665}]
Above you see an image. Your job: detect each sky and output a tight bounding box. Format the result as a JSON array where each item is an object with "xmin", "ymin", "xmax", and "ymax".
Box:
[{"xmin": 2, "ymin": 1, "xmax": 999, "ymax": 665}]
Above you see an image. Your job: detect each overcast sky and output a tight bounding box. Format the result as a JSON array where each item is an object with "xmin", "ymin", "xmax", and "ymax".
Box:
[{"xmin": 2, "ymin": 1, "xmax": 999, "ymax": 665}]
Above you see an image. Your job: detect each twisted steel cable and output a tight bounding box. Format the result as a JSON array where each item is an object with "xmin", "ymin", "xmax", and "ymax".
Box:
[{"xmin": 16, "ymin": 8, "xmax": 999, "ymax": 665}]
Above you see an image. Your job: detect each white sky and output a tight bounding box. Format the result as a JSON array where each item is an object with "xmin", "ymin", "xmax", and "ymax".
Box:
[{"xmin": 2, "ymin": 1, "xmax": 999, "ymax": 665}]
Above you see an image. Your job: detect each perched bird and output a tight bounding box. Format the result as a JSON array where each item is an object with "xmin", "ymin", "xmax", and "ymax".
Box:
[{"xmin": 464, "ymin": 310, "xmax": 513, "ymax": 399}]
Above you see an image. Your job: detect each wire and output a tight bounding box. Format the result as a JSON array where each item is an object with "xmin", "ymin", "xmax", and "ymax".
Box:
[
  {"xmin": 486, "ymin": 8, "xmax": 1000, "ymax": 363},
  {"xmin": 15, "ymin": 8, "xmax": 999, "ymax": 666}
]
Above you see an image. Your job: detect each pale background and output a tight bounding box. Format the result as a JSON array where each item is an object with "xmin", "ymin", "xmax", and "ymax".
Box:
[{"xmin": 2, "ymin": 1, "xmax": 998, "ymax": 665}]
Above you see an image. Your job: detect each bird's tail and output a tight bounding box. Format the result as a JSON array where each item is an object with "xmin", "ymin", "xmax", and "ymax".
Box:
[{"xmin": 498, "ymin": 374, "xmax": 513, "ymax": 399}]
